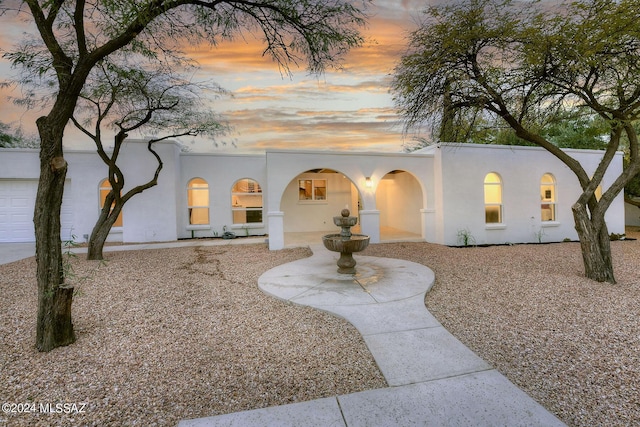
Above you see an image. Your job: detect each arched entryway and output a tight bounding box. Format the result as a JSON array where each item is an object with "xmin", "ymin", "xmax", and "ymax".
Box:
[
  {"xmin": 280, "ymin": 168, "xmax": 362, "ymax": 246},
  {"xmin": 376, "ymin": 170, "xmax": 423, "ymax": 241}
]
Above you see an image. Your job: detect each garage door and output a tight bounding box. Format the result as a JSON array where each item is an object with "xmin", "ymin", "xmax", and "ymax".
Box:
[{"xmin": 0, "ymin": 180, "xmax": 74, "ymax": 243}]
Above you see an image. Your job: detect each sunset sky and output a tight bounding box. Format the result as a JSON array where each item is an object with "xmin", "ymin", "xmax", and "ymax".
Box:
[{"xmin": 0, "ymin": 1, "xmax": 427, "ymax": 153}]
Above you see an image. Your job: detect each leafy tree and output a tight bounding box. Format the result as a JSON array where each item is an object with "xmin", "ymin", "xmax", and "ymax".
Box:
[
  {"xmin": 0, "ymin": 122, "xmax": 21, "ymax": 147},
  {"xmin": 0, "ymin": 121, "xmax": 38, "ymax": 148},
  {"xmin": 72, "ymin": 57, "xmax": 229, "ymax": 261},
  {"xmin": 542, "ymin": 112, "xmax": 609, "ymax": 150},
  {"xmin": 1, "ymin": 0, "xmax": 369, "ymax": 352},
  {"xmin": 392, "ymin": 0, "xmax": 640, "ymax": 283}
]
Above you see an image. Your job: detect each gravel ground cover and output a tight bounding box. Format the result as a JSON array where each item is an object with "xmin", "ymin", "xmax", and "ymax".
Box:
[
  {"xmin": 362, "ymin": 227, "xmax": 640, "ymax": 427},
  {"xmin": 1, "ymin": 229, "xmax": 638, "ymax": 427},
  {"xmin": 0, "ymin": 244, "xmax": 386, "ymax": 426}
]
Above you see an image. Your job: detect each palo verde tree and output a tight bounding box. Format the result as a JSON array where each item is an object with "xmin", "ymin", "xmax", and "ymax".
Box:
[
  {"xmin": 72, "ymin": 57, "xmax": 228, "ymax": 261},
  {"xmin": 1, "ymin": 0, "xmax": 369, "ymax": 352},
  {"xmin": 392, "ymin": 0, "xmax": 640, "ymax": 283}
]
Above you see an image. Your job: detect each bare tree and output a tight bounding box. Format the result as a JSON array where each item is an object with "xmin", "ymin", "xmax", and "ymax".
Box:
[
  {"xmin": 1, "ymin": 0, "xmax": 369, "ymax": 351},
  {"xmin": 392, "ymin": 0, "xmax": 640, "ymax": 283},
  {"xmin": 71, "ymin": 58, "xmax": 229, "ymax": 260}
]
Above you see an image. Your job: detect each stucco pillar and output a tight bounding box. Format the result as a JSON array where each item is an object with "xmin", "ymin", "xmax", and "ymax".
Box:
[
  {"xmin": 267, "ymin": 211, "xmax": 285, "ymax": 250},
  {"xmin": 359, "ymin": 209, "xmax": 380, "ymax": 243},
  {"xmin": 421, "ymin": 208, "xmax": 437, "ymax": 242}
]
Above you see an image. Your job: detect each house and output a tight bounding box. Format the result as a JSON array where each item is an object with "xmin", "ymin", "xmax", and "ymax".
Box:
[{"xmin": 0, "ymin": 140, "xmax": 628, "ymax": 248}]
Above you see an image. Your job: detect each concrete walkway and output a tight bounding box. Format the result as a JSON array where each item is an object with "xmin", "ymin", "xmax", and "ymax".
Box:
[
  {"xmin": 179, "ymin": 244, "xmax": 565, "ymax": 427},
  {"xmin": 0, "ymin": 242, "xmax": 36, "ymax": 265}
]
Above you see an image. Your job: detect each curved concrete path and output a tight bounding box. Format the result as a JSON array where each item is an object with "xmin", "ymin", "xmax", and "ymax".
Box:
[{"xmin": 180, "ymin": 244, "xmax": 565, "ymax": 427}]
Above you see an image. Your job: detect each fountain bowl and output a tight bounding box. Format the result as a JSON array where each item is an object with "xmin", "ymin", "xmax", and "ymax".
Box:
[
  {"xmin": 322, "ymin": 234, "xmax": 370, "ymax": 254},
  {"xmin": 323, "ymin": 208, "xmax": 369, "ymax": 274}
]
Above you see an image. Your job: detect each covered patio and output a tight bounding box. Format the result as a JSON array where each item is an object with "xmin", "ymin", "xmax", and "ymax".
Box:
[{"xmin": 283, "ymin": 226, "xmax": 423, "ymax": 248}]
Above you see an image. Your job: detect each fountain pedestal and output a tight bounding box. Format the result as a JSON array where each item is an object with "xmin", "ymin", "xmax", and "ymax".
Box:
[{"xmin": 322, "ymin": 209, "xmax": 370, "ymax": 274}]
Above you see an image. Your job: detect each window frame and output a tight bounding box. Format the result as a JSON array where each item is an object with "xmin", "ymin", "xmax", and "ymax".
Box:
[
  {"xmin": 187, "ymin": 177, "xmax": 210, "ymax": 226},
  {"xmin": 298, "ymin": 179, "xmax": 327, "ymax": 202},
  {"xmin": 540, "ymin": 173, "xmax": 557, "ymax": 222},
  {"xmin": 231, "ymin": 178, "xmax": 263, "ymax": 225},
  {"xmin": 484, "ymin": 172, "xmax": 503, "ymax": 225}
]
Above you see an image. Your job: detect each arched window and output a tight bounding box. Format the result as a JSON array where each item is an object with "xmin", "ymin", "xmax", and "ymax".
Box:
[
  {"xmin": 99, "ymin": 179, "xmax": 123, "ymax": 227},
  {"xmin": 187, "ymin": 178, "xmax": 209, "ymax": 225},
  {"xmin": 484, "ymin": 172, "xmax": 503, "ymax": 224},
  {"xmin": 540, "ymin": 173, "xmax": 556, "ymax": 221},
  {"xmin": 232, "ymin": 178, "xmax": 263, "ymax": 224}
]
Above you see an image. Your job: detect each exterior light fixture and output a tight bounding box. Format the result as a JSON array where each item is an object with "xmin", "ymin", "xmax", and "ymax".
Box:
[{"xmin": 365, "ymin": 177, "xmax": 372, "ymax": 188}]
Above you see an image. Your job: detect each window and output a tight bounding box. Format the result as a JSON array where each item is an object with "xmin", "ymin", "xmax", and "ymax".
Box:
[
  {"xmin": 595, "ymin": 185, "xmax": 602, "ymax": 201},
  {"xmin": 540, "ymin": 173, "xmax": 556, "ymax": 221},
  {"xmin": 299, "ymin": 179, "xmax": 327, "ymax": 201},
  {"xmin": 99, "ymin": 179, "xmax": 123, "ymax": 227},
  {"xmin": 187, "ymin": 178, "xmax": 209, "ymax": 225},
  {"xmin": 232, "ymin": 178, "xmax": 263, "ymax": 224},
  {"xmin": 484, "ymin": 172, "xmax": 503, "ymax": 224}
]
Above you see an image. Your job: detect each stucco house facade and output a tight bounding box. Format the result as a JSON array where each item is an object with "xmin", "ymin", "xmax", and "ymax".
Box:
[{"xmin": 0, "ymin": 140, "xmax": 628, "ymax": 248}]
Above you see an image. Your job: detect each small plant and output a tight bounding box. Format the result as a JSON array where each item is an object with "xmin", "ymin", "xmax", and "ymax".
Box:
[
  {"xmin": 222, "ymin": 225, "xmax": 236, "ymax": 239},
  {"xmin": 212, "ymin": 230, "xmax": 219, "ymax": 238},
  {"xmin": 62, "ymin": 235, "xmax": 80, "ymax": 281},
  {"xmin": 533, "ymin": 228, "xmax": 545, "ymax": 243},
  {"xmin": 563, "ymin": 237, "xmax": 572, "ymax": 242},
  {"xmin": 457, "ymin": 228, "xmax": 476, "ymax": 246},
  {"xmin": 610, "ymin": 232, "xmax": 626, "ymax": 241}
]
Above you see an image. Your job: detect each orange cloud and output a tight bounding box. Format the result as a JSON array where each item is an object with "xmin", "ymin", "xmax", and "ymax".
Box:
[
  {"xmin": 1, "ymin": 0, "xmax": 421, "ymax": 153},
  {"xmin": 182, "ymin": 6, "xmax": 417, "ymax": 78},
  {"xmin": 212, "ymin": 105, "xmax": 404, "ymax": 153}
]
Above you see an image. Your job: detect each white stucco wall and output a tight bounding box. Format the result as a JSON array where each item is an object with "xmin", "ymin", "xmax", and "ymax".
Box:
[
  {"xmin": 0, "ymin": 140, "xmax": 183, "ymax": 244},
  {"xmin": 0, "ymin": 147, "xmax": 112, "ymax": 242},
  {"xmin": 0, "ymin": 148, "xmax": 41, "ymax": 177},
  {"xmin": 0, "ymin": 142, "xmax": 628, "ymax": 247},
  {"xmin": 178, "ymin": 153, "xmax": 267, "ymax": 239},
  {"xmin": 112, "ymin": 140, "xmax": 182, "ymax": 243},
  {"xmin": 434, "ymin": 143, "xmax": 626, "ymax": 246}
]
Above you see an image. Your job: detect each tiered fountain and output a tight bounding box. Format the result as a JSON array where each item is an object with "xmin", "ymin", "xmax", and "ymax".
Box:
[{"xmin": 322, "ymin": 209, "xmax": 370, "ymax": 274}]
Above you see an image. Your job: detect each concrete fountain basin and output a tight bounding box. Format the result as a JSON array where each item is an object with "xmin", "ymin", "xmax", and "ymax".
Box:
[{"xmin": 322, "ymin": 234, "xmax": 370, "ymax": 253}]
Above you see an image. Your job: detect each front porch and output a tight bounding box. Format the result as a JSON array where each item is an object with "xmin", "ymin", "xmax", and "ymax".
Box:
[{"xmin": 283, "ymin": 226, "xmax": 423, "ymax": 248}]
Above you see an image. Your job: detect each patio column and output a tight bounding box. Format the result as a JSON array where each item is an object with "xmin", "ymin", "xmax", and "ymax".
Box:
[
  {"xmin": 421, "ymin": 208, "xmax": 436, "ymax": 242},
  {"xmin": 267, "ymin": 211, "xmax": 285, "ymax": 250},
  {"xmin": 359, "ymin": 209, "xmax": 380, "ymax": 243}
]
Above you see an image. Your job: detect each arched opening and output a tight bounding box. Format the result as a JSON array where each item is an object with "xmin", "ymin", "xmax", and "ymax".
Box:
[
  {"xmin": 280, "ymin": 168, "xmax": 361, "ymax": 246},
  {"xmin": 376, "ymin": 170, "xmax": 423, "ymax": 241}
]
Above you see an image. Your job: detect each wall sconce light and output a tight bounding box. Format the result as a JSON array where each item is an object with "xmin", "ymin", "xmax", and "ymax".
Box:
[{"xmin": 365, "ymin": 177, "xmax": 372, "ymax": 188}]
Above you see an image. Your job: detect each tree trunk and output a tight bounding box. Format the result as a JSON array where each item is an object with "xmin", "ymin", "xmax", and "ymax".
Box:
[
  {"xmin": 87, "ymin": 209, "xmax": 120, "ymax": 260},
  {"xmin": 87, "ymin": 227, "xmax": 108, "ymax": 261},
  {"xmin": 572, "ymin": 202, "xmax": 616, "ymax": 284},
  {"xmin": 34, "ymin": 119, "xmax": 75, "ymax": 351}
]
